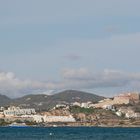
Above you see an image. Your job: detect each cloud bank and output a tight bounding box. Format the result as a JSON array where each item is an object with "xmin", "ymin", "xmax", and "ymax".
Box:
[{"xmin": 1, "ymin": 69, "xmax": 140, "ymax": 97}]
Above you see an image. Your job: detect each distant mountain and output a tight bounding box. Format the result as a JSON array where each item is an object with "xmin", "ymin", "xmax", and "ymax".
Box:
[
  {"xmin": 0, "ymin": 90, "xmax": 105, "ymax": 111},
  {"xmin": 12, "ymin": 90, "xmax": 105, "ymax": 111},
  {"xmin": 12, "ymin": 94, "xmax": 49, "ymax": 111},
  {"xmin": 48, "ymin": 90, "xmax": 105, "ymax": 103},
  {"xmin": 0, "ymin": 94, "xmax": 11, "ymax": 106}
]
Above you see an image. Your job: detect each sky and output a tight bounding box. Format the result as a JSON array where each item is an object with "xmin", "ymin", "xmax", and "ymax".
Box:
[{"xmin": 0, "ymin": 0, "xmax": 140, "ymax": 97}]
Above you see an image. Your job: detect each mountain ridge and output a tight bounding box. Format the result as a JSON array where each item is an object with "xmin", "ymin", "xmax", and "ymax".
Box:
[{"xmin": 0, "ymin": 90, "xmax": 105, "ymax": 110}]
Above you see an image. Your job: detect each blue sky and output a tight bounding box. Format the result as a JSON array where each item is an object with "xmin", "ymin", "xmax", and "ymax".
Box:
[{"xmin": 0, "ymin": 0, "xmax": 140, "ymax": 97}]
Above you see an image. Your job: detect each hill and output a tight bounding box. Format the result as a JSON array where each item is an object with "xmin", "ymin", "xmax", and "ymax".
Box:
[
  {"xmin": 48, "ymin": 90, "xmax": 104, "ymax": 103},
  {"xmin": 12, "ymin": 90, "xmax": 105, "ymax": 111},
  {"xmin": 0, "ymin": 90, "xmax": 105, "ymax": 111},
  {"xmin": 0, "ymin": 94, "xmax": 11, "ymax": 106}
]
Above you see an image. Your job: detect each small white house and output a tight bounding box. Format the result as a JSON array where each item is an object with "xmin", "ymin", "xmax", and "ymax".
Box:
[
  {"xmin": 32, "ymin": 115, "xmax": 44, "ymax": 123},
  {"xmin": 102, "ymin": 105, "xmax": 114, "ymax": 110}
]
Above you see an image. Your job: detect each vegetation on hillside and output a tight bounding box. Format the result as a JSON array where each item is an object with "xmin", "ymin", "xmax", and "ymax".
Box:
[{"xmin": 70, "ymin": 106, "xmax": 95, "ymax": 114}]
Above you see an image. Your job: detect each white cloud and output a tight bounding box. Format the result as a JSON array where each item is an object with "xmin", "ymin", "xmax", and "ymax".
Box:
[
  {"xmin": 60, "ymin": 68, "xmax": 140, "ymax": 91},
  {"xmin": 0, "ymin": 72, "xmax": 48, "ymax": 97},
  {"xmin": 1, "ymin": 68, "xmax": 140, "ymax": 97},
  {"xmin": 61, "ymin": 68, "xmax": 130, "ymax": 88}
]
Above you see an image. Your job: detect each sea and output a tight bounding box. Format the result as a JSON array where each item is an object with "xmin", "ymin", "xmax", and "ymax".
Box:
[{"xmin": 0, "ymin": 127, "xmax": 140, "ymax": 140}]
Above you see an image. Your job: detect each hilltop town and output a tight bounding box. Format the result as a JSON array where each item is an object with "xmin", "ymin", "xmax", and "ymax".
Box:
[{"xmin": 0, "ymin": 90, "xmax": 140, "ymax": 127}]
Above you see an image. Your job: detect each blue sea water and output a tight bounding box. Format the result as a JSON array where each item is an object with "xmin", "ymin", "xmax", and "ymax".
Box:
[{"xmin": 0, "ymin": 127, "xmax": 140, "ymax": 140}]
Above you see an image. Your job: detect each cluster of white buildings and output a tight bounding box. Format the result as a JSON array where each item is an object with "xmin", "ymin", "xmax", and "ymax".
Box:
[
  {"xmin": 71, "ymin": 102, "xmax": 93, "ymax": 108},
  {"xmin": 0, "ymin": 92, "xmax": 139, "ymax": 123},
  {"xmin": 0, "ymin": 106, "xmax": 76, "ymax": 123},
  {"xmin": 68, "ymin": 93, "xmax": 140, "ymax": 110},
  {"xmin": 116, "ymin": 107, "xmax": 140, "ymax": 119},
  {"xmin": 44, "ymin": 115, "xmax": 76, "ymax": 123},
  {"xmin": 3, "ymin": 106, "xmax": 36, "ymax": 117},
  {"xmin": 19, "ymin": 114, "xmax": 76, "ymax": 123},
  {"xmin": 68, "ymin": 92, "xmax": 140, "ymax": 119},
  {"xmin": 90, "ymin": 92, "xmax": 140, "ymax": 109},
  {"xmin": 53, "ymin": 102, "xmax": 94, "ymax": 110},
  {"xmin": 54, "ymin": 93, "xmax": 140, "ymax": 116}
]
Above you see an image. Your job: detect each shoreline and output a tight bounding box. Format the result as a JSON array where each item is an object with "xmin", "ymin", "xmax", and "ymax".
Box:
[{"xmin": 1, "ymin": 125, "xmax": 140, "ymax": 128}]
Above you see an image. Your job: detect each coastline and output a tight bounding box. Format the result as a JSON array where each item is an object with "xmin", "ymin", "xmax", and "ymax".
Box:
[
  {"xmin": 36, "ymin": 121, "xmax": 140, "ymax": 128},
  {"xmin": 3, "ymin": 125, "xmax": 140, "ymax": 128}
]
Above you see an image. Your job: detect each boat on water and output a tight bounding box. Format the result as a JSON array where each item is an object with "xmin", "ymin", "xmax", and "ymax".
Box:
[{"xmin": 8, "ymin": 122, "xmax": 29, "ymax": 127}]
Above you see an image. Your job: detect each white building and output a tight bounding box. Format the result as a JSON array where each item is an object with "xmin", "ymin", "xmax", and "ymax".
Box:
[
  {"xmin": 102, "ymin": 105, "xmax": 115, "ymax": 111},
  {"xmin": 44, "ymin": 115, "xmax": 76, "ymax": 123},
  {"xmin": 55, "ymin": 104, "xmax": 67, "ymax": 108},
  {"xmin": 72, "ymin": 102, "xmax": 81, "ymax": 107},
  {"xmin": 81, "ymin": 103, "xmax": 89, "ymax": 108},
  {"xmin": 125, "ymin": 112, "xmax": 140, "ymax": 119},
  {"xmin": 116, "ymin": 107, "xmax": 140, "ymax": 119},
  {"xmin": 29, "ymin": 115, "xmax": 44, "ymax": 123},
  {"xmin": 0, "ymin": 107, "xmax": 5, "ymax": 111}
]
